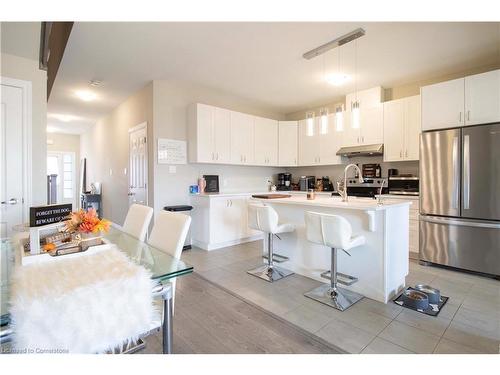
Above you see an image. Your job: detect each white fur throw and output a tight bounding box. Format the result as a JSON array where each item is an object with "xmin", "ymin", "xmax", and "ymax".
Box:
[{"xmin": 10, "ymin": 245, "xmax": 157, "ymax": 353}]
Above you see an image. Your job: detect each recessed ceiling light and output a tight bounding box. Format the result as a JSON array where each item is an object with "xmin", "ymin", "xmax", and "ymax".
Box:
[
  {"xmin": 48, "ymin": 113, "xmax": 80, "ymax": 122},
  {"xmin": 325, "ymin": 73, "xmax": 350, "ymax": 86},
  {"xmin": 75, "ymin": 90, "xmax": 97, "ymax": 102}
]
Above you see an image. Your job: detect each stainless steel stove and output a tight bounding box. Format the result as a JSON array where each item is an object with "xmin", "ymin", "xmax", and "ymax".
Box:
[{"xmin": 345, "ymin": 178, "xmax": 388, "ymax": 198}]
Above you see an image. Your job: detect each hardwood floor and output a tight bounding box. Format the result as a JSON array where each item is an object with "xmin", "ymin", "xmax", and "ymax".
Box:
[{"xmin": 139, "ymin": 273, "xmax": 340, "ymax": 354}]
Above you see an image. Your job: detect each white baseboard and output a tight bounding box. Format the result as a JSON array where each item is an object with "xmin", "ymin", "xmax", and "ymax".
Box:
[{"xmin": 192, "ymin": 235, "xmax": 263, "ymax": 251}]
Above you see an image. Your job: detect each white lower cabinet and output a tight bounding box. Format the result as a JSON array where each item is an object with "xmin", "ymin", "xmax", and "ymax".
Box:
[
  {"xmin": 384, "ymin": 195, "xmax": 420, "ymax": 259},
  {"xmin": 190, "ymin": 195, "xmax": 262, "ymax": 250}
]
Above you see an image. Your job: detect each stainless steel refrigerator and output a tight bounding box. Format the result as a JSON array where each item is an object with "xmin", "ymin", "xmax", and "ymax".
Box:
[{"xmin": 420, "ymin": 123, "xmax": 500, "ymax": 277}]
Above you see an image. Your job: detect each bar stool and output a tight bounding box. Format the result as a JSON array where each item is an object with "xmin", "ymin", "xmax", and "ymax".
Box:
[
  {"xmin": 304, "ymin": 211, "xmax": 365, "ymax": 311},
  {"xmin": 247, "ymin": 203, "xmax": 295, "ymax": 282}
]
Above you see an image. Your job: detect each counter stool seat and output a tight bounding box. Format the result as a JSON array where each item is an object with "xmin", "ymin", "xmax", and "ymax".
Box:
[
  {"xmin": 247, "ymin": 203, "xmax": 295, "ymax": 282},
  {"xmin": 304, "ymin": 211, "xmax": 365, "ymax": 311}
]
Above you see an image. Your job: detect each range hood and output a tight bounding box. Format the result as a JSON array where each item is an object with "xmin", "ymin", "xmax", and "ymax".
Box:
[{"xmin": 336, "ymin": 143, "xmax": 384, "ymax": 157}]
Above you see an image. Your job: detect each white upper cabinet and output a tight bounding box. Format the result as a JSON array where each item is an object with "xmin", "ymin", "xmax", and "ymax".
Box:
[
  {"xmin": 188, "ymin": 103, "xmax": 230, "ymax": 163},
  {"xmin": 342, "ymin": 87, "xmax": 384, "ymax": 147},
  {"xmin": 254, "ymin": 116, "xmax": 278, "ymax": 166},
  {"xmin": 359, "ymin": 103, "xmax": 384, "ymax": 145},
  {"xmin": 298, "ymin": 115, "xmax": 343, "ymax": 166},
  {"xmin": 213, "ymin": 107, "xmax": 231, "ymax": 163},
  {"xmin": 278, "ymin": 121, "xmax": 298, "ymax": 166},
  {"xmin": 422, "ymin": 69, "xmax": 500, "ymax": 130},
  {"xmin": 405, "ymin": 95, "xmax": 421, "ymax": 160},
  {"xmin": 383, "ymin": 98, "xmax": 405, "ymax": 161},
  {"xmin": 319, "ymin": 113, "xmax": 342, "ymax": 165},
  {"xmin": 298, "ymin": 118, "xmax": 319, "ymax": 166},
  {"xmin": 465, "ymin": 70, "xmax": 500, "ymax": 125},
  {"xmin": 421, "ymin": 77, "xmax": 465, "ymax": 130},
  {"xmin": 383, "ymin": 95, "xmax": 421, "ymax": 162},
  {"xmin": 230, "ymin": 111, "xmax": 255, "ymax": 165}
]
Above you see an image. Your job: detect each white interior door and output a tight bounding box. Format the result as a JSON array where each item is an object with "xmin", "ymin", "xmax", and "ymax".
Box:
[
  {"xmin": 128, "ymin": 123, "xmax": 148, "ymax": 206},
  {"xmin": 1, "ymin": 83, "xmax": 25, "ymax": 239}
]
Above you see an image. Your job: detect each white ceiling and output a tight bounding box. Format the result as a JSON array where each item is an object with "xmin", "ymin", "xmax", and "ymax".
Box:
[{"xmin": 44, "ymin": 22, "xmax": 500, "ymax": 134}]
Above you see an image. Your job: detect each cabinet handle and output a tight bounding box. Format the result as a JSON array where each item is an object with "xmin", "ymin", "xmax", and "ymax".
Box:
[
  {"xmin": 362, "ymin": 136, "xmax": 364, "ymax": 143},
  {"xmin": 212, "ymin": 152, "xmax": 214, "ymax": 160},
  {"xmin": 459, "ymin": 111, "xmax": 462, "ymax": 123},
  {"xmin": 467, "ymin": 110, "xmax": 470, "ymax": 121},
  {"xmin": 405, "ymin": 150, "xmax": 408, "ymax": 158},
  {"xmin": 216, "ymin": 153, "xmax": 219, "ymax": 161}
]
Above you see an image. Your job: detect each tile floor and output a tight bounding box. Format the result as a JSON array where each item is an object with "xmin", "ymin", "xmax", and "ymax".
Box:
[{"xmin": 181, "ymin": 240, "xmax": 500, "ymax": 354}]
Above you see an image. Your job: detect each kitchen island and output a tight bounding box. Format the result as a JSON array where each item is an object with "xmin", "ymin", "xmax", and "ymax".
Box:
[{"xmin": 250, "ymin": 195, "xmax": 412, "ymax": 303}]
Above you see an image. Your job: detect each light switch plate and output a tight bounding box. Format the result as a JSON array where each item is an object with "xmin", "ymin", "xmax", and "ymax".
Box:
[
  {"xmin": 123, "ymin": 168, "xmax": 127, "ymax": 175},
  {"xmin": 109, "ymin": 168, "xmax": 113, "ymax": 176}
]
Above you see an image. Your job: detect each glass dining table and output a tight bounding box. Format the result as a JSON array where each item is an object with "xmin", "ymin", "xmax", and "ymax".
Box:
[{"xmin": 0, "ymin": 226, "xmax": 194, "ymax": 354}]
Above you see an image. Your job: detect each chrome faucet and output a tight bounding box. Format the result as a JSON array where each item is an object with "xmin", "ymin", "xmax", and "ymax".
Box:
[{"xmin": 337, "ymin": 164, "xmax": 364, "ymax": 202}]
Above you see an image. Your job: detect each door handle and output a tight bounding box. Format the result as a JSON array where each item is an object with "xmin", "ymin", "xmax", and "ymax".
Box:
[
  {"xmin": 1, "ymin": 198, "xmax": 18, "ymax": 205},
  {"xmin": 463, "ymin": 134, "xmax": 470, "ymax": 210},
  {"xmin": 452, "ymin": 136, "xmax": 459, "ymax": 209}
]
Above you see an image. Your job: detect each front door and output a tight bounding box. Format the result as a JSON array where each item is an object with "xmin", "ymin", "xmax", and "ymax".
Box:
[
  {"xmin": 128, "ymin": 123, "xmax": 148, "ymax": 206},
  {"xmin": 0, "ymin": 83, "xmax": 25, "ymax": 239},
  {"xmin": 47, "ymin": 151, "xmax": 76, "ymax": 208}
]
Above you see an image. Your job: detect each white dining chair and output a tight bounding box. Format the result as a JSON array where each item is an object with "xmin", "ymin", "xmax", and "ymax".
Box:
[
  {"xmin": 122, "ymin": 204, "xmax": 154, "ymax": 242},
  {"xmin": 148, "ymin": 210, "xmax": 192, "ymax": 313}
]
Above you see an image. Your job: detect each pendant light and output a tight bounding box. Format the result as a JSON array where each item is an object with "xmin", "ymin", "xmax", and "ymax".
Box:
[
  {"xmin": 335, "ymin": 47, "xmax": 344, "ymax": 132},
  {"xmin": 306, "ymin": 111, "xmax": 315, "ymax": 136},
  {"xmin": 319, "ymin": 108, "xmax": 328, "ymax": 134},
  {"xmin": 335, "ymin": 104, "xmax": 344, "ymax": 131},
  {"xmin": 319, "ymin": 55, "xmax": 329, "ymax": 135},
  {"xmin": 351, "ymin": 39, "xmax": 360, "ymax": 129}
]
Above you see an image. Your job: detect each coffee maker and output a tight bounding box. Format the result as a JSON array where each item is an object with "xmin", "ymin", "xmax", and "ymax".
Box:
[{"xmin": 277, "ymin": 173, "xmax": 292, "ymax": 191}]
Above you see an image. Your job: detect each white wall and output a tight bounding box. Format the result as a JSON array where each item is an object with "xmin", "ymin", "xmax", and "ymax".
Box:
[
  {"xmin": 1, "ymin": 52, "xmax": 47, "ymax": 205},
  {"xmin": 152, "ymin": 80, "xmax": 285, "ymax": 213},
  {"xmin": 80, "ymin": 83, "xmax": 153, "ymax": 225}
]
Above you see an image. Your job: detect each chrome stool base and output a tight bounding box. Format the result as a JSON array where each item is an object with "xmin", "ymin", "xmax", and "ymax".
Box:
[
  {"xmin": 247, "ymin": 265, "xmax": 294, "ymax": 282},
  {"xmin": 304, "ymin": 284, "xmax": 363, "ymax": 311}
]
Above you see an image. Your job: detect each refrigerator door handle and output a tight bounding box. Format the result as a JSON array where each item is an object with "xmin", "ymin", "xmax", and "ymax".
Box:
[
  {"xmin": 463, "ymin": 134, "xmax": 470, "ymax": 210},
  {"xmin": 420, "ymin": 215, "xmax": 500, "ymax": 229},
  {"xmin": 452, "ymin": 136, "xmax": 459, "ymax": 209}
]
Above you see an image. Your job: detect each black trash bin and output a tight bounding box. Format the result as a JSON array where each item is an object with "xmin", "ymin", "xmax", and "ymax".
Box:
[{"xmin": 164, "ymin": 205, "xmax": 193, "ymax": 251}]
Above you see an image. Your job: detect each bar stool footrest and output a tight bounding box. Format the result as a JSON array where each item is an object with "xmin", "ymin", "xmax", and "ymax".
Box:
[
  {"xmin": 319, "ymin": 271, "xmax": 358, "ymax": 286},
  {"xmin": 337, "ymin": 272, "xmax": 358, "ymax": 286},
  {"xmin": 262, "ymin": 253, "xmax": 289, "ymax": 263}
]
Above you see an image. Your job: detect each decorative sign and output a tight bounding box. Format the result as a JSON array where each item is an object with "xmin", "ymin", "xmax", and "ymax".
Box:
[
  {"xmin": 29, "ymin": 204, "xmax": 72, "ymax": 227},
  {"xmin": 157, "ymin": 138, "xmax": 187, "ymax": 164}
]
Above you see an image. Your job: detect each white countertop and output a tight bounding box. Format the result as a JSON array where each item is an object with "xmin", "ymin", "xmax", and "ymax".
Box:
[
  {"xmin": 191, "ymin": 190, "xmax": 335, "ymax": 198},
  {"xmin": 250, "ymin": 195, "xmax": 412, "ymax": 211}
]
